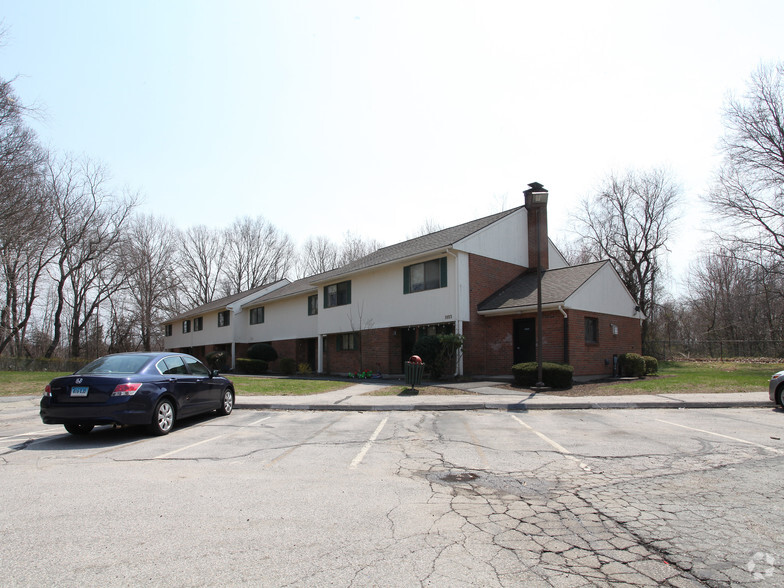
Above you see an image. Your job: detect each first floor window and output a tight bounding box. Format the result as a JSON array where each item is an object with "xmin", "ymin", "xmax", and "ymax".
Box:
[
  {"xmin": 250, "ymin": 307, "xmax": 264, "ymax": 325},
  {"xmin": 325, "ymin": 281, "xmax": 351, "ymax": 308},
  {"xmin": 164, "ymin": 324, "xmax": 172, "ymax": 337},
  {"xmin": 218, "ymin": 310, "xmax": 231, "ymax": 327},
  {"xmin": 404, "ymin": 257, "xmax": 447, "ymax": 294},
  {"xmin": 194, "ymin": 317, "xmax": 203, "ymax": 331},
  {"xmin": 182, "ymin": 320, "xmax": 191, "ymax": 334},
  {"xmin": 585, "ymin": 317, "xmax": 598, "ymax": 344},
  {"xmin": 336, "ymin": 333, "xmax": 358, "ymax": 351}
]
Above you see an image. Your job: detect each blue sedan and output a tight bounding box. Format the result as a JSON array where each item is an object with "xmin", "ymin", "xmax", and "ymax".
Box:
[{"xmin": 41, "ymin": 352, "xmax": 235, "ymax": 436}]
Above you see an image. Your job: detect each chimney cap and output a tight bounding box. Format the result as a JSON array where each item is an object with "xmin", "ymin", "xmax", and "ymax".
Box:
[{"xmin": 524, "ymin": 182, "xmax": 548, "ymax": 208}]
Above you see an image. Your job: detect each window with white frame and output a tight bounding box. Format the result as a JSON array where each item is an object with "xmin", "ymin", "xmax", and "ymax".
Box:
[
  {"xmin": 324, "ymin": 281, "xmax": 351, "ymax": 308},
  {"xmin": 218, "ymin": 310, "xmax": 231, "ymax": 328},
  {"xmin": 194, "ymin": 317, "xmax": 203, "ymax": 331},
  {"xmin": 182, "ymin": 319, "xmax": 191, "ymax": 334}
]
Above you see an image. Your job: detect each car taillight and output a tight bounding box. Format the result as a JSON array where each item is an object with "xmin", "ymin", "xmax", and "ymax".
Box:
[
  {"xmin": 111, "ymin": 383, "xmax": 143, "ymax": 397},
  {"xmin": 44, "ymin": 385, "xmax": 52, "ymax": 397}
]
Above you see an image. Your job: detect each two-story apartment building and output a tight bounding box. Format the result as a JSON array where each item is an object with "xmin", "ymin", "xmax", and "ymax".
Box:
[{"xmin": 163, "ymin": 189, "xmax": 643, "ymax": 377}]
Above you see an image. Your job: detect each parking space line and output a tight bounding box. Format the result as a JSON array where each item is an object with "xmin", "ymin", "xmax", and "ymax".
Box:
[
  {"xmin": 656, "ymin": 419, "xmax": 784, "ymax": 454},
  {"xmin": 154, "ymin": 433, "xmax": 228, "ymax": 459},
  {"xmin": 349, "ymin": 417, "xmax": 388, "ymax": 469},
  {"xmin": 249, "ymin": 416, "xmax": 272, "ymax": 426},
  {"xmin": 510, "ymin": 414, "xmax": 592, "ymax": 472}
]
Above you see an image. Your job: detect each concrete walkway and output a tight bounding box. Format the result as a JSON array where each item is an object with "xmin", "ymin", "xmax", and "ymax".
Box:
[{"xmin": 235, "ymin": 380, "xmax": 776, "ymax": 412}]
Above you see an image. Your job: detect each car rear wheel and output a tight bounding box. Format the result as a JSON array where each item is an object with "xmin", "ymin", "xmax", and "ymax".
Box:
[
  {"xmin": 217, "ymin": 389, "xmax": 234, "ymax": 416},
  {"xmin": 777, "ymin": 385, "xmax": 784, "ymax": 408},
  {"xmin": 149, "ymin": 399, "xmax": 175, "ymax": 435},
  {"xmin": 64, "ymin": 423, "xmax": 94, "ymax": 435}
]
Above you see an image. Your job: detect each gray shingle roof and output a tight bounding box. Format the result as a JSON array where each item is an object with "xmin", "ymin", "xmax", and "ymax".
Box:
[
  {"xmin": 477, "ymin": 261, "xmax": 607, "ymax": 312},
  {"xmin": 167, "ymin": 280, "xmax": 287, "ymax": 322}
]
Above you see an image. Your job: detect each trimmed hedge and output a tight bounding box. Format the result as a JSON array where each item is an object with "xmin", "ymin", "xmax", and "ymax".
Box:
[
  {"xmin": 279, "ymin": 357, "xmax": 297, "ymax": 376},
  {"xmin": 248, "ymin": 343, "xmax": 278, "ymax": 362},
  {"xmin": 643, "ymin": 355, "xmax": 658, "ymax": 375},
  {"xmin": 235, "ymin": 358, "xmax": 269, "ymax": 374},
  {"xmin": 620, "ymin": 353, "xmax": 645, "ymax": 378},
  {"xmin": 512, "ymin": 362, "xmax": 574, "ymax": 389}
]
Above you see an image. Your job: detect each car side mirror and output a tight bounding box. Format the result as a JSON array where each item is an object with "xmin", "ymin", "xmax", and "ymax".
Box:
[{"xmin": 211, "ymin": 370, "xmax": 220, "ymax": 378}]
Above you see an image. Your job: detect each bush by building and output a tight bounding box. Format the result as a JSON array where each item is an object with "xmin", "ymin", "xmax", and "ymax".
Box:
[
  {"xmin": 247, "ymin": 343, "xmax": 278, "ymax": 362},
  {"xmin": 619, "ymin": 353, "xmax": 646, "ymax": 377},
  {"xmin": 235, "ymin": 358, "xmax": 269, "ymax": 374},
  {"xmin": 511, "ymin": 362, "xmax": 574, "ymax": 389}
]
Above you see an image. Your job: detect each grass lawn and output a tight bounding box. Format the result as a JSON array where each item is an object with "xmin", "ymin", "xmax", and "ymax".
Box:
[
  {"xmin": 547, "ymin": 360, "xmax": 783, "ymax": 397},
  {"xmin": 0, "ymin": 371, "xmax": 70, "ymax": 397},
  {"xmin": 230, "ymin": 376, "xmax": 348, "ymax": 396},
  {"xmin": 0, "ymin": 372, "xmax": 348, "ymax": 397}
]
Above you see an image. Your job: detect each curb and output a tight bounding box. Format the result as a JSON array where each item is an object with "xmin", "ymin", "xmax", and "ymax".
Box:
[{"xmin": 236, "ymin": 400, "xmax": 776, "ymax": 412}]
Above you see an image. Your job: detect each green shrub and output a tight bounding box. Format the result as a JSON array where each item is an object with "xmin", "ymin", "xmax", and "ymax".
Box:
[
  {"xmin": 511, "ymin": 362, "xmax": 574, "ymax": 389},
  {"xmin": 643, "ymin": 356, "xmax": 658, "ymax": 375},
  {"xmin": 279, "ymin": 357, "xmax": 297, "ymax": 376},
  {"xmin": 412, "ymin": 333, "xmax": 465, "ymax": 379},
  {"xmin": 620, "ymin": 353, "xmax": 646, "ymax": 378},
  {"xmin": 235, "ymin": 358, "xmax": 269, "ymax": 374},
  {"xmin": 297, "ymin": 362, "xmax": 312, "ymax": 375},
  {"xmin": 248, "ymin": 343, "xmax": 278, "ymax": 362},
  {"xmin": 205, "ymin": 350, "xmax": 227, "ymax": 371}
]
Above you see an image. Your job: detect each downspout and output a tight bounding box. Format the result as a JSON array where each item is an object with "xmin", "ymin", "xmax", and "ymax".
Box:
[
  {"xmin": 559, "ymin": 305, "xmax": 568, "ymax": 365},
  {"xmin": 446, "ymin": 250, "xmax": 463, "ymax": 377}
]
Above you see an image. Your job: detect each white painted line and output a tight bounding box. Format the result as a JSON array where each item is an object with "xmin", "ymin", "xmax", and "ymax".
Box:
[
  {"xmin": 154, "ymin": 434, "xmax": 228, "ymax": 459},
  {"xmin": 249, "ymin": 416, "xmax": 272, "ymax": 426},
  {"xmin": 510, "ymin": 414, "xmax": 592, "ymax": 472},
  {"xmin": 350, "ymin": 417, "xmax": 388, "ymax": 469},
  {"xmin": 656, "ymin": 419, "xmax": 784, "ymax": 454}
]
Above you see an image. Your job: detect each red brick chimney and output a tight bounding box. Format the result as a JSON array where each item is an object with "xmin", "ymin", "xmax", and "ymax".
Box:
[{"xmin": 523, "ymin": 182, "xmax": 549, "ymax": 270}]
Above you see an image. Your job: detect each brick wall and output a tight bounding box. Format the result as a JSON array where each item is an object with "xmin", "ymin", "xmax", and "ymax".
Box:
[
  {"xmin": 323, "ymin": 328, "xmax": 398, "ymax": 375},
  {"xmin": 566, "ymin": 310, "xmax": 641, "ymax": 376},
  {"xmin": 462, "ymin": 254, "xmax": 526, "ymax": 375}
]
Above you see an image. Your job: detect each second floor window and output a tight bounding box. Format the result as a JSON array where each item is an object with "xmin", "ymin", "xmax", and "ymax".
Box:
[
  {"xmin": 404, "ymin": 257, "xmax": 447, "ymax": 294},
  {"xmin": 218, "ymin": 310, "xmax": 231, "ymax": 328},
  {"xmin": 250, "ymin": 307, "xmax": 265, "ymax": 325},
  {"xmin": 164, "ymin": 324, "xmax": 172, "ymax": 337},
  {"xmin": 308, "ymin": 294, "xmax": 318, "ymax": 316},
  {"xmin": 194, "ymin": 317, "xmax": 203, "ymax": 331},
  {"xmin": 182, "ymin": 320, "xmax": 191, "ymax": 334},
  {"xmin": 324, "ymin": 281, "xmax": 351, "ymax": 308}
]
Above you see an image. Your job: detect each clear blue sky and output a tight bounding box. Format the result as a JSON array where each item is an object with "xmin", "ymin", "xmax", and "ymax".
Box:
[{"xmin": 3, "ymin": 1, "xmax": 783, "ymax": 291}]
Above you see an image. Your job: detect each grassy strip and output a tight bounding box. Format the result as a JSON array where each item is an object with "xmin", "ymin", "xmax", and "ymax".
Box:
[
  {"xmin": 366, "ymin": 386, "xmax": 475, "ymax": 396},
  {"xmin": 0, "ymin": 371, "xmax": 70, "ymax": 397},
  {"xmin": 230, "ymin": 376, "xmax": 349, "ymax": 396},
  {"xmin": 549, "ymin": 360, "xmax": 782, "ymax": 397}
]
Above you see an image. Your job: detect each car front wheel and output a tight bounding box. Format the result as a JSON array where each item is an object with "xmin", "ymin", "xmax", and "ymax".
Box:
[
  {"xmin": 64, "ymin": 423, "xmax": 94, "ymax": 435},
  {"xmin": 149, "ymin": 399, "xmax": 175, "ymax": 435},
  {"xmin": 777, "ymin": 385, "xmax": 784, "ymax": 408},
  {"xmin": 217, "ymin": 389, "xmax": 234, "ymax": 416}
]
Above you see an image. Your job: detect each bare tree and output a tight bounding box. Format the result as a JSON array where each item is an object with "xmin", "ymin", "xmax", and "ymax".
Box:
[
  {"xmin": 221, "ymin": 216, "xmax": 295, "ymax": 295},
  {"xmin": 298, "ymin": 235, "xmax": 340, "ymax": 277},
  {"xmin": 178, "ymin": 225, "xmax": 226, "ymax": 307},
  {"xmin": 406, "ymin": 219, "xmax": 444, "ymax": 239},
  {"xmin": 43, "ymin": 155, "xmax": 137, "ymax": 358},
  {"xmin": 706, "ymin": 62, "xmax": 784, "ymax": 275},
  {"xmin": 121, "ymin": 214, "xmax": 181, "ymax": 350},
  {"xmin": 338, "ymin": 231, "xmax": 382, "ymax": 266},
  {"xmin": 571, "ymin": 168, "xmax": 681, "ymax": 347}
]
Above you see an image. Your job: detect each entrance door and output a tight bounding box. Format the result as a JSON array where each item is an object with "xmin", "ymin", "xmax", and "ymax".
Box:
[
  {"xmin": 307, "ymin": 338, "xmax": 317, "ymax": 370},
  {"xmin": 513, "ymin": 318, "xmax": 536, "ymax": 364}
]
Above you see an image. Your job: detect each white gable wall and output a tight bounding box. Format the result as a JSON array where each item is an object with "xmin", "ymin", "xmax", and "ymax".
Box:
[
  {"xmin": 453, "ymin": 208, "xmax": 527, "ymax": 267},
  {"xmin": 565, "ymin": 264, "xmax": 639, "ymax": 318}
]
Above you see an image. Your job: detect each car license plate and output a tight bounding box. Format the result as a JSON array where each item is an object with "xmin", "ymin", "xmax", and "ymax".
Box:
[{"xmin": 70, "ymin": 386, "xmax": 89, "ymax": 397}]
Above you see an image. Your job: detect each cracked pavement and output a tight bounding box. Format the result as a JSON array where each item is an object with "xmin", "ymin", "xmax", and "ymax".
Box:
[{"xmin": 1, "ymin": 406, "xmax": 783, "ymax": 586}]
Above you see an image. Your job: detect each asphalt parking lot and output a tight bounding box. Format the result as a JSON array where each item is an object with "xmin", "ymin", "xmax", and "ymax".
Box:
[{"xmin": 2, "ymin": 399, "xmax": 783, "ymax": 587}]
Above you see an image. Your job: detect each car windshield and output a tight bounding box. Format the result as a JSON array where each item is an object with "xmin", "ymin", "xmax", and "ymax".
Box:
[{"xmin": 76, "ymin": 355, "xmax": 153, "ymax": 375}]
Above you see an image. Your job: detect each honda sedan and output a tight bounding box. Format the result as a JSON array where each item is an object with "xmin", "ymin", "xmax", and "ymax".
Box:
[{"xmin": 40, "ymin": 352, "xmax": 235, "ymax": 435}]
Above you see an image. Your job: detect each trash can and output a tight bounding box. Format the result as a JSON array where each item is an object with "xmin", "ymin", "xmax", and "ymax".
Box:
[{"xmin": 404, "ymin": 357, "xmax": 425, "ymax": 389}]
